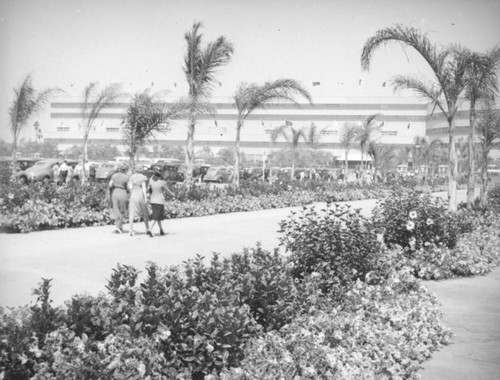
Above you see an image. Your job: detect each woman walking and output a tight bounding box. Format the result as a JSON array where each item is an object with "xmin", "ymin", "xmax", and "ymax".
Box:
[
  {"xmin": 109, "ymin": 163, "xmax": 129, "ymax": 234},
  {"xmin": 128, "ymin": 169, "xmax": 153, "ymax": 237},
  {"xmin": 148, "ymin": 170, "xmax": 174, "ymax": 236}
]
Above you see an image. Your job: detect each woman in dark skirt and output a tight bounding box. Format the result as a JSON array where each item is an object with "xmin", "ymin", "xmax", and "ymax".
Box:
[{"xmin": 148, "ymin": 170, "xmax": 174, "ymax": 236}]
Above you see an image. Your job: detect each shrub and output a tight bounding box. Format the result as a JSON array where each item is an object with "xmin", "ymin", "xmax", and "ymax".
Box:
[
  {"xmin": 279, "ymin": 203, "xmax": 383, "ymax": 290},
  {"xmin": 372, "ymin": 190, "xmax": 467, "ymax": 250}
]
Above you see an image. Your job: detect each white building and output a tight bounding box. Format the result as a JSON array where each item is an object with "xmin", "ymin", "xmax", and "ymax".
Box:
[{"xmin": 43, "ymin": 95, "xmax": 430, "ymax": 164}]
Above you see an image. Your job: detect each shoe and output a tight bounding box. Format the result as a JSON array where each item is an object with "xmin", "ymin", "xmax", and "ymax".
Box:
[
  {"xmin": 114, "ymin": 227, "xmax": 123, "ymax": 234},
  {"xmin": 160, "ymin": 230, "xmax": 165, "ymax": 236},
  {"xmin": 129, "ymin": 231, "xmax": 135, "ymax": 236},
  {"xmin": 146, "ymin": 230, "xmax": 153, "ymax": 237}
]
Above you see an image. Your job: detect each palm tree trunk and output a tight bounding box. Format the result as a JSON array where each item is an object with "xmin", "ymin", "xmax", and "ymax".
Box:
[
  {"xmin": 344, "ymin": 150, "xmax": 349, "ymax": 180},
  {"xmin": 185, "ymin": 114, "xmax": 195, "ymax": 184},
  {"xmin": 233, "ymin": 122, "xmax": 242, "ymax": 188},
  {"xmin": 11, "ymin": 138, "xmax": 18, "ymax": 177},
  {"xmin": 467, "ymin": 97, "xmax": 476, "ymax": 208},
  {"xmin": 82, "ymin": 135, "xmax": 88, "ymax": 184},
  {"xmin": 448, "ymin": 117, "xmax": 458, "ymax": 211},
  {"xmin": 480, "ymin": 149, "xmax": 489, "ymax": 207},
  {"xmin": 291, "ymin": 147, "xmax": 296, "ymax": 181}
]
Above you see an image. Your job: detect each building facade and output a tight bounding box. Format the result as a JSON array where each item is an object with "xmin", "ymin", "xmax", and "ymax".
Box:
[{"xmin": 44, "ymin": 95, "xmax": 432, "ymax": 163}]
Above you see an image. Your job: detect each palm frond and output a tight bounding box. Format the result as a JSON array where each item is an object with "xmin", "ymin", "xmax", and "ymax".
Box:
[
  {"xmin": 235, "ymin": 79, "xmax": 312, "ymax": 122},
  {"xmin": 361, "ymin": 24, "xmax": 448, "ymax": 76},
  {"xmin": 391, "ymin": 74, "xmax": 446, "ymax": 113}
]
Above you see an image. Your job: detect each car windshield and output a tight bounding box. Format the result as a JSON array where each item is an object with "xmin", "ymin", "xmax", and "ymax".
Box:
[
  {"xmin": 205, "ymin": 168, "xmax": 219, "ymax": 175},
  {"xmin": 32, "ymin": 160, "xmax": 52, "ymax": 167}
]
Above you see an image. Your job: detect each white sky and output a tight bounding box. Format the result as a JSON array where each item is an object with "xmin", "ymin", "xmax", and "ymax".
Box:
[{"xmin": 1, "ymin": 0, "xmax": 499, "ymax": 141}]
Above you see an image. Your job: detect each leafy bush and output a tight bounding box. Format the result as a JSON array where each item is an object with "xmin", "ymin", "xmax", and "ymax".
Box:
[
  {"xmin": 372, "ymin": 190, "xmax": 470, "ymax": 250},
  {"xmin": 223, "ymin": 269, "xmax": 452, "ymax": 380},
  {"xmin": 279, "ymin": 203, "xmax": 383, "ymax": 290}
]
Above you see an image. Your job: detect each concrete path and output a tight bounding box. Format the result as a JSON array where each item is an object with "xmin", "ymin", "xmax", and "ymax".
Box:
[
  {"xmin": 0, "ymin": 198, "xmax": 379, "ymax": 307},
  {"xmin": 420, "ymin": 266, "xmax": 500, "ymax": 380}
]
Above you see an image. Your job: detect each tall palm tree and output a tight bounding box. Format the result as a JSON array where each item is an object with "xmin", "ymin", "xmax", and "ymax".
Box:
[
  {"xmin": 9, "ymin": 74, "xmax": 60, "ymax": 175},
  {"xmin": 412, "ymin": 136, "xmax": 441, "ymax": 184},
  {"xmin": 122, "ymin": 90, "xmax": 183, "ymax": 171},
  {"xmin": 232, "ymin": 79, "xmax": 312, "ymax": 187},
  {"xmin": 476, "ymin": 100, "xmax": 500, "ymax": 206},
  {"xmin": 361, "ymin": 24, "xmax": 470, "ymax": 211},
  {"xmin": 462, "ymin": 46, "xmax": 500, "ymax": 208},
  {"xmin": 271, "ymin": 125, "xmax": 306, "ymax": 180},
  {"xmin": 183, "ymin": 21, "xmax": 233, "ymax": 183},
  {"xmin": 80, "ymin": 82, "xmax": 122, "ymax": 183},
  {"xmin": 340, "ymin": 122, "xmax": 359, "ymax": 176},
  {"xmin": 357, "ymin": 113, "xmax": 382, "ymax": 173}
]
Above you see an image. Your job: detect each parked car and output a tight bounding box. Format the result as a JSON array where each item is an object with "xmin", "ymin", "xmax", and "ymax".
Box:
[
  {"xmin": 0, "ymin": 157, "xmax": 39, "ymax": 183},
  {"xmin": 175, "ymin": 164, "xmax": 211, "ymax": 182},
  {"xmin": 241, "ymin": 167, "xmax": 269, "ymax": 181},
  {"xmin": 203, "ymin": 166, "xmax": 233, "ymax": 183},
  {"xmin": 95, "ymin": 161, "xmax": 122, "ymax": 182},
  {"xmin": 142, "ymin": 163, "xmax": 180, "ymax": 182},
  {"xmin": 17, "ymin": 158, "xmax": 78, "ymax": 184}
]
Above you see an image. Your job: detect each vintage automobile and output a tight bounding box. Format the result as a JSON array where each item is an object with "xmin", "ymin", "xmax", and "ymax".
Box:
[
  {"xmin": 0, "ymin": 157, "xmax": 39, "ymax": 183},
  {"xmin": 95, "ymin": 161, "xmax": 123, "ymax": 182},
  {"xmin": 175, "ymin": 164, "xmax": 211, "ymax": 182},
  {"xmin": 203, "ymin": 166, "xmax": 233, "ymax": 183},
  {"xmin": 17, "ymin": 158, "xmax": 78, "ymax": 184},
  {"xmin": 142, "ymin": 163, "xmax": 180, "ymax": 182}
]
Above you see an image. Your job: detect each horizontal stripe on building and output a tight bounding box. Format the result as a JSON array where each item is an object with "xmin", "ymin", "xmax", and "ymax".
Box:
[
  {"xmin": 44, "ymin": 138, "xmax": 409, "ymax": 150},
  {"xmin": 51, "ymin": 102, "xmax": 427, "ymax": 111},
  {"xmin": 51, "ymin": 112, "xmax": 426, "ymax": 122}
]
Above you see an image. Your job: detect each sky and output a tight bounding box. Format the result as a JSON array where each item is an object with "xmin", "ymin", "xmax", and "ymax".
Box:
[{"xmin": 1, "ymin": 0, "xmax": 499, "ymax": 141}]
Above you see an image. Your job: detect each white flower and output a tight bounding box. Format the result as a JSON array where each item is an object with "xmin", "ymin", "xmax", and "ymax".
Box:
[
  {"xmin": 426, "ymin": 218, "xmax": 434, "ymax": 225},
  {"xmin": 409, "ymin": 210, "xmax": 418, "ymax": 219},
  {"xmin": 7, "ymin": 193, "xmax": 14, "ymax": 200},
  {"xmin": 206, "ymin": 343, "xmax": 214, "ymax": 353},
  {"xmin": 311, "ymin": 271, "xmax": 321, "ymax": 279},
  {"xmin": 137, "ymin": 363, "xmax": 146, "ymax": 377},
  {"xmin": 406, "ymin": 221, "xmax": 415, "ymax": 231},
  {"xmin": 409, "ymin": 237, "xmax": 416, "ymax": 249},
  {"xmin": 376, "ymin": 233, "xmax": 384, "ymax": 243}
]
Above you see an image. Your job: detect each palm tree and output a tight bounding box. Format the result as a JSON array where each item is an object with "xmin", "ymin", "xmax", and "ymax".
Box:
[
  {"xmin": 412, "ymin": 136, "xmax": 441, "ymax": 184},
  {"xmin": 232, "ymin": 79, "xmax": 312, "ymax": 187},
  {"xmin": 361, "ymin": 24, "xmax": 470, "ymax": 211},
  {"xmin": 79, "ymin": 82, "xmax": 122, "ymax": 183},
  {"xmin": 368, "ymin": 142, "xmax": 397, "ymax": 181},
  {"xmin": 271, "ymin": 125, "xmax": 306, "ymax": 180},
  {"xmin": 183, "ymin": 21, "xmax": 233, "ymax": 183},
  {"xmin": 9, "ymin": 74, "xmax": 60, "ymax": 175},
  {"xmin": 476, "ymin": 100, "xmax": 500, "ymax": 206},
  {"xmin": 462, "ymin": 46, "xmax": 500, "ymax": 208},
  {"xmin": 122, "ymin": 90, "xmax": 183, "ymax": 171},
  {"xmin": 357, "ymin": 113, "xmax": 383, "ymax": 173},
  {"xmin": 340, "ymin": 122, "xmax": 359, "ymax": 177}
]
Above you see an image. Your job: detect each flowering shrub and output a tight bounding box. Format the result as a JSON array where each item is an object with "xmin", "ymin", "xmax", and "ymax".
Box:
[
  {"xmin": 279, "ymin": 203, "xmax": 383, "ymax": 291},
  {"xmin": 372, "ymin": 190, "xmax": 470, "ymax": 250},
  {"xmin": 223, "ymin": 269, "xmax": 452, "ymax": 380}
]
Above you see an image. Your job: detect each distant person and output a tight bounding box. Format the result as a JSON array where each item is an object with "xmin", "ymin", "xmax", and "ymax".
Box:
[
  {"xmin": 66, "ymin": 164, "xmax": 74, "ymax": 185},
  {"xmin": 58, "ymin": 160, "xmax": 69, "ymax": 184},
  {"xmin": 148, "ymin": 170, "xmax": 174, "ymax": 236},
  {"xmin": 128, "ymin": 169, "xmax": 152, "ymax": 237},
  {"xmin": 109, "ymin": 163, "xmax": 129, "ymax": 234}
]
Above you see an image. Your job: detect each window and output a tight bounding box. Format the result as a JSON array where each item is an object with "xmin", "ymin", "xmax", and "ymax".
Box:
[
  {"xmin": 106, "ymin": 127, "xmax": 120, "ymax": 133},
  {"xmin": 57, "ymin": 126, "xmax": 70, "ymax": 132},
  {"xmin": 381, "ymin": 131, "xmax": 398, "ymax": 136},
  {"xmin": 321, "ymin": 130, "xmax": 337, "ymax": 135}
]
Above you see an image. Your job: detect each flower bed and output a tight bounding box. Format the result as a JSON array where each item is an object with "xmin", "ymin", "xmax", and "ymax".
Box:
[{"xmin": 0, "ymin": 181, "xmax": 391, "ymax": 233}]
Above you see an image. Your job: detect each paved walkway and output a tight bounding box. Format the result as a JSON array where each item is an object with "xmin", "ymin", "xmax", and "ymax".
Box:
[{"xmin": 420, "ymin": 266, "xmax": 500, "ymax": 380}]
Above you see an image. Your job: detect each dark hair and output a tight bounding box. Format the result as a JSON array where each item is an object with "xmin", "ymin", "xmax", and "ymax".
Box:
[{"xmin": 152, "ymin": 170, "xmax": 162, "ymax": 180}]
